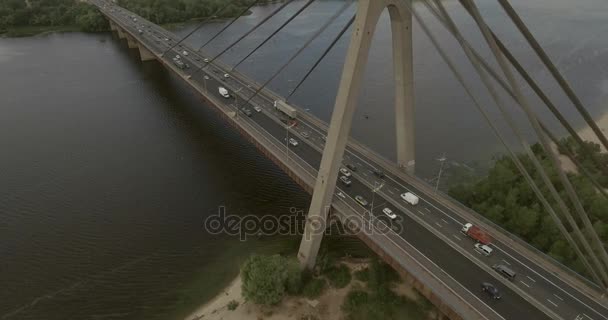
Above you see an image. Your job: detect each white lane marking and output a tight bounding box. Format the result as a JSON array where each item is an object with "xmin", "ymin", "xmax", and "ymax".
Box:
[
  {"xmin": 424, "ymin": 207, "xmax": 431, "ymax": 213},
  {"xmin": 435, "ymin": 222, "xmax": 443, "ymax": 228},
  {"xmin": 519, "ymin": 280, "xmax": 531, "ymax": 288},
  {"xmin": 388, "ymin": 189, "xmax": 395, "ymax": 195},
  {"xmin": 527, "ymin": 276, "xmax": 536, "ymax": 283},
  {"xmin": 362, "ymin": 172, "xmax": 368, "ymax": 177},
  {"xmin": 393, "ymin": 187, "xmax": 400, "ymax": 193},
  {"xmin": 441, "ymin": 219, "xmax": 449, "ymax": 224},
  {"xmin": 453, "ymin": 234, "xmax": 462, "ymax": 241},
  {"xmin": 546, "ymin": 299, "xmax": 558, "ymax": 308},
  {"xmin": 583, "ymin": 313, "xmax": 595, "ymax": 320},
  {"xmin": 356, "ymin": 162, "xmax": 362, "ymax": 166},
  {"xmin": 417, "ymin": 210, "xmax": 426, "ymax": 216},
  {"xmin": 553, "ymin": 294, "xmax": 564, "ymax": 301},
  {"xmin": 501, "ymin": 259, "xmax": 511, "ymax": 266}
]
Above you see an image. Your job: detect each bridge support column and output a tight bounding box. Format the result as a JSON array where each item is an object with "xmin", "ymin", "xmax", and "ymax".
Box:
[
  {"xmin": 298, "ymin": 0, "xmax": 414, "ymax": 269},
  {"xmin": 126, "ymin": 34, "xmax": 138, "ymax": 49},
  {"xmin": 138, "ymin": 45, "xmax": 156, "ymax": 62},
  {"xmin": 393, "ymin": 5, "xmax": 415, "ymax": 174},
  {"xmin": 116, "ymin": 27, "xmax": 126, "ymax": 39},
  {"xmin": 109, "ymin": 21, "xmax": 117, "ymax": 32}
]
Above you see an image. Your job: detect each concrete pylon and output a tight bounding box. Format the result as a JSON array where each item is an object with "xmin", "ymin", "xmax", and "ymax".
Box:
[
  {"xmin": 138, "ymin": 45, "xmax": 156, "ymax": 62},
  {"xmin": 116, "ymin": 27, "xmax": 126, "ymax": 39},
  {"xmin": 126, "ymin": 34, "xmax": 138, "ymax": 49},
  {"xmin": 109, "ymin": 22, "xmax": 117, "ymax": 31},
  {"xmin": 297, "ymin": 0, "xmax": 414, "ymax": 269}
]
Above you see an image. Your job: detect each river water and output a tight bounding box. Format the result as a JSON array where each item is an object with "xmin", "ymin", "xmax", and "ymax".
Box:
[{"xmin": 0, "ymin": 0, "xmax": 607, "ymax": 319}]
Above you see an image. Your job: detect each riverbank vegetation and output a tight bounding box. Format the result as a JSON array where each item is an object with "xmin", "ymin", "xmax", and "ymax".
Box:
[
  {"xmin": 116, "ymin": 0, "xmax": 264, "ymax": 25},
  {"xmin": 237, "ymin": 253, "xmax": 437, "ymax": 320},
  {"xmin": 448, "ymin": 138, "xmax": 608, "ymax": 276},
  {"xmin": 0, "ymin": 0, "xmax": 108, "ymax": 37}
]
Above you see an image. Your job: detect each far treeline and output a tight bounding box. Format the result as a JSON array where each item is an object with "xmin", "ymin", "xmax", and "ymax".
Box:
[
  {"xmin": 0, "ymin": 0, "xmax": 108, "ymax": 36},
  {"xmin": 449, "ymin": 137, "xmax": 608, "ymax": 277},
  {"xmin": 116, "ymin": 0, "xmax": 270, "ymax": 25}
]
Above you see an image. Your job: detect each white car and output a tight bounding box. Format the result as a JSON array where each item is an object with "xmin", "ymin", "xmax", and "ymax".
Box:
[
  {"xmin": 400, "ymin": 192, "xmax": 419, "ymax": 205},
  {"xmin": 337, "ymin": 192, "xmax": 346, "ymax": 199},
  {"xmin": 182, "ymin": 50, "xmax": 188, "ymax": 56},
  {"xmin": 339, "ymin": 175, "xmax": 352, "ymax": 186},
  {"xmin": 300, "ymin": 131, "xmax": 310, "ymax": 139},
  {"xmin": 288, "ymin": 138, "xmax": 298, "ymax": 147},
  {"xmin": 204, "ymin": 58, "xmax": 210, "ymax": 63},
  {"xmin": 474, "ymin": 243, "xmax": 493, "ymax": 256},
  {"xmin": 339, "ymin": 167, "xmax": 351, "ymax": 177},
  {"xmin": 253, "ymin": 106, "xmax": 262, "ymax": 113},
  {"xmin": 203, "ymin": 75, "xmax": 210, "ymax": 80},
  {"xmin": 382, "ymin": 208, "xmax": 397, "ymax": 219},
  {"xmin": 223, "ymin": 73, "xmax": 230, "ymax": 78}
]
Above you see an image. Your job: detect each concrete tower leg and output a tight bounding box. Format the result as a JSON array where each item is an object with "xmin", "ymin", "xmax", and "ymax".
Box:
[
  {"xmin": 138, "ymin": 45, "xmax": 156, "ymax": 62},
  {"xmin": 298, "ymin": 0, "xmax": 413, "ymax": 269},
  {"xmin": 126, "ymin": 35, "xmax": 138, "ymax": 49},
  {"xmin": 390, "ymin": 4, "xmax": 415, "ymax": 174},
  {"xmin": 110, "ymin": 22, "xmax": 117, "ymax": 31},
  {"xmin": 117, "ymin": 28, "xmax": 126, "ymax": 39}
]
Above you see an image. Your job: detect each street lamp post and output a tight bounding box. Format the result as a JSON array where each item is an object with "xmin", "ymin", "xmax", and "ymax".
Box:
[
  {"xmin": 232, "ymin": 87, "xmax": 243, "ymax": 119},
  {"xmin": 370, "ymin": 181, "xmax": 385, "ymax": 220},
  {"xmin": 285, "ymin": 122, "xmax": 295, "ymax": 161},
  {"xmin": 435, "ymin": 153, "xmax": 447, "ymax": 192}
]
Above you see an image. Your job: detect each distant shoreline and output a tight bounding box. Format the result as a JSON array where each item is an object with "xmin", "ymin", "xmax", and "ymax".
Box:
[{"xmin": 578, "ymin": 108, "xmax": 608, "ymax": 151}]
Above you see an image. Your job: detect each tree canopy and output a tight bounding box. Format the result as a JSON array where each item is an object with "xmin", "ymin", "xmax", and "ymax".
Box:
[
  {"xmin": 0, "ymin": 0, "xmax": 108, "ymax": 35},
  {"xmin": 117, "ymin": 0, "xmax": 260, "ymax": 25}
]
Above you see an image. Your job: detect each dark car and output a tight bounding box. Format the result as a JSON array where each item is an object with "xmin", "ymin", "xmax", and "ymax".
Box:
[
  {"xmin": 373, "ymin": 168, "xmax": 385, "ymax": 178},
  {"xmin": 241, "ymin": 108, "xmax": 252, "ymax": 117},
  {"xmin": 346, "ymin": 163, "xmax": 357, "ymax": 172},
  {"xmin": 481, "ymin": 282, "xmax": 501, "ymax": 300}
]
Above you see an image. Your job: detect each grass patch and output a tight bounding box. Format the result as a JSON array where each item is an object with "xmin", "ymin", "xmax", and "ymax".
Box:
[
  {"xmin": 354, "ymin": 268, "xmax": 369, "ymax": 282},
  {"xmin": 227, "ymin": 300, "xmax": 239, "ymax": 311},
  {"xmin": 301, "ymin": 277, "xmax": 327, "ymax": 298},
  {"xmin": 324, "ymin": 264, "xmax": 352, "ymax": 289}
]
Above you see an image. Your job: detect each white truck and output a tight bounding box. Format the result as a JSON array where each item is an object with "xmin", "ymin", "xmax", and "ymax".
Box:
[
  {"xmin": 218, "ymin": 87, "xmax": 230, "ymax": 98},
  {"xmin": 400, "ymin": 192, "xmax": 419, "ymax": 205},
  {"xmin": 274, "ymin": 100, "xmax": 297, "ymax": 119}
]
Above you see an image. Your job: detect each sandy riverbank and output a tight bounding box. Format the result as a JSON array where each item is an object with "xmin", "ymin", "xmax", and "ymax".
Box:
[{"xmin": 578, "ymin": 109, "xmax": 608, "ymax": 151}]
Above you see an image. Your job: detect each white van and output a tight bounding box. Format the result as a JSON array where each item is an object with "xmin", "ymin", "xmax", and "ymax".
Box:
[
  {"xmin": 400, "ymin": 192, "xmax": 419, "ymax": 205},
  {"xmin": 474, "ymin": 243, "xmax": 493, "ymax": 256},
  {"xmin": 218, "ymin": 87, "xmax": 230, "ymax": 98}
]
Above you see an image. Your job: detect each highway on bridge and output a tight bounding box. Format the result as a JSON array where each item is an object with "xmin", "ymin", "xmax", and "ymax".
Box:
[{"xmin": 92, "ymin": 1, "xmax": 608, "ymax": 319}]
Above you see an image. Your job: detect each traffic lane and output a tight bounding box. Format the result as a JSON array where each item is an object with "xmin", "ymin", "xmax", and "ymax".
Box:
[{"xmin": 341, "ymin": 178, "xmax": 551, "ymax": 320}]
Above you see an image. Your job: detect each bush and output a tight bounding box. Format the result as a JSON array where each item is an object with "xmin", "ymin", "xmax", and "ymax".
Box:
[
  {"xmin": 241, "ymin": 254, "xmax": 288, "ymax": 305},
  {"xmin": 342, "ymin": 290, "xmax": 368, "ymax": 313},
  {"xmin": 227, "ymin": 300, "xmax": 239, "ymax": 311},
  {"xmin": 301, "ymin": 277, "xmax": 326, "ymax": 298},
  {"xmin": 368, "ymin": 259, "xmax": 399, "ymax": 293},
  {"xmin": 325, "ymin": 264, "xmax": 352, "ymax": 288},
  {"xmin": 354, "ymin": 268, "xmax": 369, "ymax": 282},
  {"xmin": 285, "ymin": 259, "xmax": 304, "ymax": 295}
]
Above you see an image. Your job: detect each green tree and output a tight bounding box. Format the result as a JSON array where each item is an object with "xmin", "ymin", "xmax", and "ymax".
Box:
[{"xmin": 240, "ymin": 254, "xmax": 288, "ymax": 305}]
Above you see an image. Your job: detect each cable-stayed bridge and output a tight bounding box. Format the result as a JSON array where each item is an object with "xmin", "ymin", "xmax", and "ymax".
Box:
[{"xmin": 90, "ymin": 0, "xmax": 608, "ymax": 319}]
